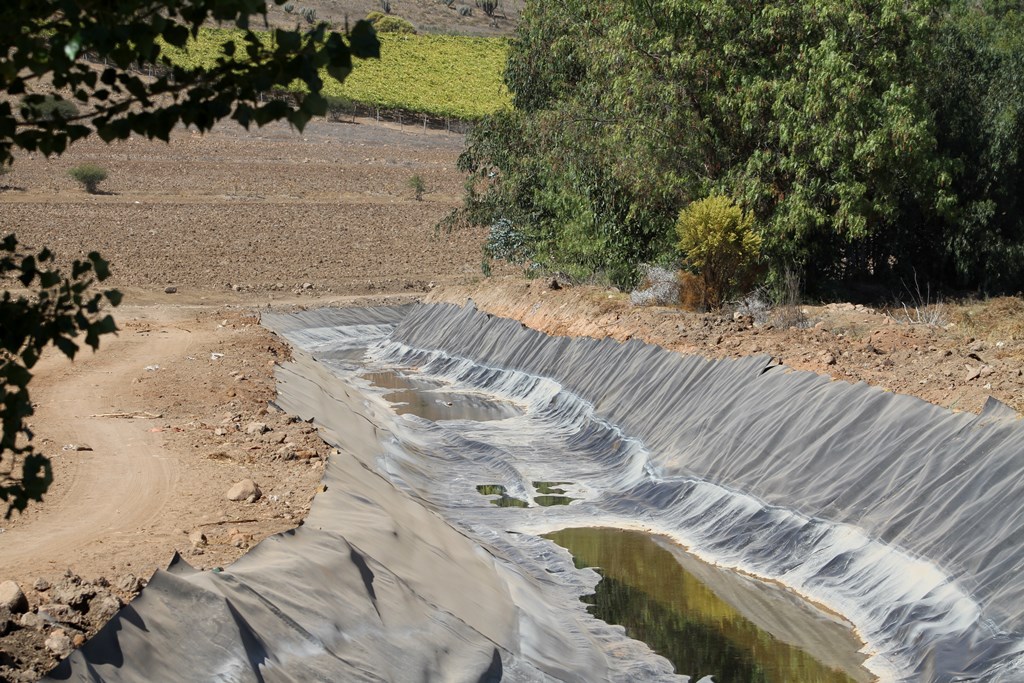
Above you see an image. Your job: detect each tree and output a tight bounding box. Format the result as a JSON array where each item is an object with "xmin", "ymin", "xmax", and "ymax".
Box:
[
  {"xmin": 455, "ymin": 0, "xmax": 1024, "ymax": 296},
  {"xmin": 1, "ymin": 0, "xmax": 380, "ymax": 516}
]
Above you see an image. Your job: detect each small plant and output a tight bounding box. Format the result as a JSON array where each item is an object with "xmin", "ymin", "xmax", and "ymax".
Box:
[
  {"xmin": 68, "ymin": 164, "xmax": 108, "ymax": 194},
  {"xmin": 676, "ymin": 195, "xmax": 762, "ymax": 310},
  {"xmin": 895, "ymin": 270, "xmax": 946, "ymax": 326},
  {"xmin": 457, "ymin": 4, "xmax": 472, "ymax": 16},
  {"xmin": 300, "ymin": 6, "xmax": 317, "ymax": 23},
  {"xmin": 374, "ymin": 15, "xmax": 416, "ymax": 33},
  {"xmin": 478, "ymin": 0, "xmax": 498, "ymax": 16},
  {"xmin": 22, "ymin": 95, "xmax": 79, "ymax": 123},
  {"xmin": 380, "ymin": 0, "xmax": 392, "ymax": 13},
  {"xmin": 409, "ymin": 174, "xmax": 426, "ymax": 201},
  {"xmin": 283, "ymin": 2, "xmax": 295, "ymax": 12}
]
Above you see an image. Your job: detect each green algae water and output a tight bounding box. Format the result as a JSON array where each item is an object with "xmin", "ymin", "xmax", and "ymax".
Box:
[{"xmin": 545, "ymin": 527, "xmax": 873, "ymax": 683}]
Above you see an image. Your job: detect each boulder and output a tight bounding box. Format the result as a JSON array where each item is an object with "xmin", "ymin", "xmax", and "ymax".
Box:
[
  {"xmin": 0, "ymin": 581, "xmax": 28, "ymax": 614},
  {"xmin": 225, "ymin": 479, "xmax": 261, "ymax": 503}
]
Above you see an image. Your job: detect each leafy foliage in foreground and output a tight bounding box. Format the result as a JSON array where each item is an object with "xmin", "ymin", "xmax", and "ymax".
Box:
[
  {"xmin": 455, "ymin": 0, "xmax": 1024, "ymax": 294},
  {"xmin": 1, "ymin": 0, "xmax": 378, "ymax": 515},
  {"xmin": 0, "ymin": 1, "xmax": 380, "ymax": 165},
  {"xmin": 1, "ymin": 237, "xmax": 121, "ymax": 516}
]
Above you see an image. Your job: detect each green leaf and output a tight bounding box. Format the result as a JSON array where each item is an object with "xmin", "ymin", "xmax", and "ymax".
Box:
[
  {"xmin": 349, "ymin": 21, "xmax": 381, "ymax": 60},
  {"xmin": 64, "ymin": 32, "xmax": 83, "ymax": 61}
]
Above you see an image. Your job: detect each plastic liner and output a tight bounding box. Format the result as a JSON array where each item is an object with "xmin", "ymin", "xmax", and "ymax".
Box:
[{"xmin": 47, "ymin": 302, "xmax": 1024, "ymax": 682}]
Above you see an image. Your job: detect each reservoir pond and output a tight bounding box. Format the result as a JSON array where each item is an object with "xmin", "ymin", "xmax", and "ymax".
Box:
[{"xmin": 545, "ymin": 527, "xmax": 873, "ymax": 683}]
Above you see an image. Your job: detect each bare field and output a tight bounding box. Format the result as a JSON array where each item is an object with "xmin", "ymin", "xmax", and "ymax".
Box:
[{"xmin": 1, "ymin": 118, "xmax": 492, "ymax": 298}]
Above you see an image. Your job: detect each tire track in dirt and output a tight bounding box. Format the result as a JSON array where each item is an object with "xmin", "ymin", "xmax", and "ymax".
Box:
[{"xmin": 0, "ymin": 310, "xmax": 193, "ymax": 579}]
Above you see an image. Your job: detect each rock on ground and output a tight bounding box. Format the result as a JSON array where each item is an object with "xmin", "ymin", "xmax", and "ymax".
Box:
[
  {"xmin": 0, "ymin": 581, "xmax": 28, "ymax": 614},
  {"xmin": 225, "ymin": 479, "xmax": 261, "ymax": 502}
]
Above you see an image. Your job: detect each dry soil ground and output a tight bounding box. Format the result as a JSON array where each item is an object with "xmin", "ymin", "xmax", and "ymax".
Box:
[{"xmin": 0, "ymin": 117, "xmax": 1022, "ymax": 680}]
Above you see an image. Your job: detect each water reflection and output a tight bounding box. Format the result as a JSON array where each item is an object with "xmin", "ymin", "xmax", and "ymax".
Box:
[
  {"xmin": 476, "ymin": 483, "xmax": 577, "ymax": 507},
  {"xmin": 476, "ymin": 484, "xmax": 529, "ymax": 508},
  {"xmin": 545, "ymin": 527, "xmax": 872, "ymax": 683},
  {"xmin": 533, "ymin": 481, "xmax": 576, "ymax": 506},
  {"xmin": 361, "ymin": 369, "xmax": 522, "ymax": 422}
]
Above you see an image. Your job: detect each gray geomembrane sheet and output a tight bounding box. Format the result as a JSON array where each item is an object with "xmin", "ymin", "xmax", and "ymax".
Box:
[{"xmin": 47, "ymin": 302, "xmax": 1024, "ymax": 681}]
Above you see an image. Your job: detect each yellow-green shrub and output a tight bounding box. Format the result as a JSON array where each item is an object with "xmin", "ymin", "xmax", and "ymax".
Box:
[
  {"xmin": 371, "ymin": 14, "xmax": 416, "ymax": 34},
  {"xmin": 676, "ymin": 195, "xmax": 761, "ymax": 309}
]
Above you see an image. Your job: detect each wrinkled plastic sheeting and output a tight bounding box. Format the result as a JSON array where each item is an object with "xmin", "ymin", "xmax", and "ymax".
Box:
[
  {"xmin": 48, "ymin": 301, "xmax": 1024, "ymax": 682},
  {"xmin": 45, "ymin": 306, "xmax": 527, "ymax": 683},
  {"xmin": 376, "ymin": 301, "xmax": 1024, "ymax": 680}
]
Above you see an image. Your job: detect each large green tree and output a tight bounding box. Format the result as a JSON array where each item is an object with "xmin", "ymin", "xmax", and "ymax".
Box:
[
  {"xmin": 457, "ymin": 0, "xmax": 1024, "ymax": 295},
  {"xmin": 1, "ymin": 0, "xmax": 379, "ymax": 516}
]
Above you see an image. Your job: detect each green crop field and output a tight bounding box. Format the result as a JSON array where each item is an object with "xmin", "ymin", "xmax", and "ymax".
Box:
[{"xmin": 159, "ymin": 28, "xmax": 511, "ymax": 120}]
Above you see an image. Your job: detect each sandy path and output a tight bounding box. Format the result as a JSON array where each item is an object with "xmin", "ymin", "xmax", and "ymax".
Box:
[{"xmin": 0, "ymin": 309, "xmax": 194, "ymax": 578}]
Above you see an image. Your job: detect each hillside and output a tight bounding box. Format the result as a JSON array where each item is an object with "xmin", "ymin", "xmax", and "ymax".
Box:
[{"xmin": 262, "ymin": 0, "xmax": 524, "ymax": 36}]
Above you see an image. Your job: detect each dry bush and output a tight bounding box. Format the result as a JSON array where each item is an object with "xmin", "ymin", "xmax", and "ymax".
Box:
[
  {"xmin": 630, "ymin": 265, "xmax": 679, "ymax": 306},
  {"xmin": 678, "ymin": 271, "xmax": 706, "ymax": 311},
  {"xmin": 950, "ymin": 296, "xmax": 1024, "ymax": 340}
]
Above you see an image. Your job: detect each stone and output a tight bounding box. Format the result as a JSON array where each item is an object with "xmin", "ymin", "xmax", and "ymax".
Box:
[
  {"xmin": 89, "ymin": 594, "xmax": 121, "ymax": 622},
  {"xmin": 214, "ymin": 427, "xmax": 227, "ymax": 437},
  {"xmin": 44, "ymin": 629, "xmax": 74, "ymax": 658},
  {"xmin": 965, "ymin": 365, "xmax": 982, "ymax": 382},
  {"xmin": 33, "ymin": 578, "xmax": 50, "ymax": 592},
  {"xmin": 245, "ymin": 422, "xmax": 268, "ymax": 435},
  {"xmin": 52, "ymin": 582, "xmax": 94, "ymax": 609},
  {"xmin": 189, "ymin": 530, "xmax": 208, "ymax": 548},
  {"xmin": 0, "ymin": 580, "xmax": 29, "ymax": 614},
  {"xmin": 72, "ymin": 633, "xmax": 87, "ymax": 648},
  {"xmin": 0, "ymin": 606, "xmax": 12, "ymax": 635},
  {"xmin": 117, "ymin": 574, "xmax": 143, "ymax": 594},
  {"xmin": 19, "ymin": 611, "xmax": 45, "ymax": 630},
  {"xmin": 164, "ymin": 286, "xmax": 177, "ymax": 294},
  {"xmin": 821, "ymin": 352, "xmax": 837, "ymax": 366},
  {"xmin": 264, "ymin": 431, "xmax": 287, "ymax": 445},
  {"xmin": 38, "ymin": 603, "xmax": 80, "ymax": 625},
  {"xmin": 225, "ymin": 479, "xmax": 261, "ymax": 503}
]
